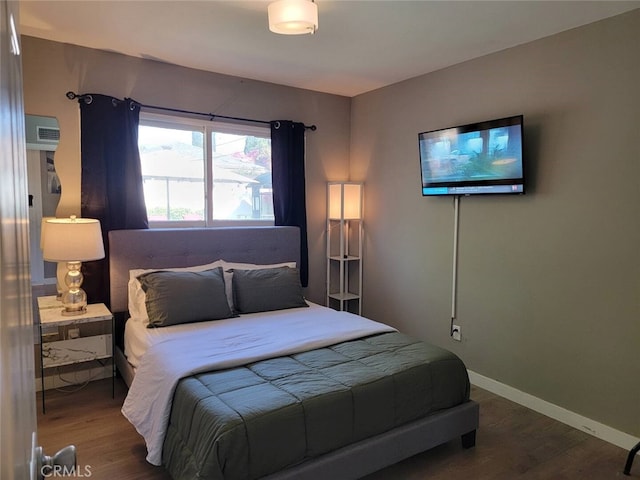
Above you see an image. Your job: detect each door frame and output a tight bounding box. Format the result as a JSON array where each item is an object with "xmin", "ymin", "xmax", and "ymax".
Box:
[{"xmin": 0, "ymin": 1, "xmax": 38, "ymax": 478}]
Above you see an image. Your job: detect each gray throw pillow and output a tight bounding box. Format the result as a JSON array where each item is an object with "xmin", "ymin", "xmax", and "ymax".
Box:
[
  {"xmin": 139, "ymin": 267, "xmax": 233, "ymax": 327},
  {"xmin": 232, "ymin": 267, "xmax": 308, "ymax": 314}
]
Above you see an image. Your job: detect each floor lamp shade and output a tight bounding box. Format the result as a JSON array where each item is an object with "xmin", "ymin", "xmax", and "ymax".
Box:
[
  {"xmin": 42, "ymin": 216, "xmax": 105, "ymax": 315},
  {"xmin": 328, "ymin": 182, "xmax": 363, "ymax": 220}
]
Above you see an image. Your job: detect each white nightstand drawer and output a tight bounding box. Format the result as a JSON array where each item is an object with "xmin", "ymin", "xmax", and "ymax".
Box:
[{"xmin": 42, "ymin": 334, "xmax": 113, "ymax": 368}]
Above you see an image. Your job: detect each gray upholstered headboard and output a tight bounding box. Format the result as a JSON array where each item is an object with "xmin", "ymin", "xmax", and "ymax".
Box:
[{"xmin": 108, "ymin": 226, "xmax": 300, "ymax": 314}]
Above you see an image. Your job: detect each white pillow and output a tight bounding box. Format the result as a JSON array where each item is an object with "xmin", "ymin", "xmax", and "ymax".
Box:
[
  {"xmin": 220, "ymin": 260, "xmax": 296, "ymax": 271},
  {"xmin": 128, "ymin": 260, "xmax": 224, "ymax": 322},
  {"xmin": 220, "ymin": 261, "xmax": 297, "ymax": 312}
]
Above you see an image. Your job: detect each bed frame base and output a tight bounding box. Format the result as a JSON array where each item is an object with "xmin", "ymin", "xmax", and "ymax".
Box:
[
  {"xmin": 115, "ymin": 346, "xmax": 134, "ymax": 388},
  {"xmin": 263, "ymin": 400, "xmax": 479, "ymax": 480}
]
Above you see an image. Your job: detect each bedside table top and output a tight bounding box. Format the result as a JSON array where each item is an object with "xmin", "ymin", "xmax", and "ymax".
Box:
[
  {"xmin": 37, "ymin": 295, "xmax": 60, "ymax": 310},
  {"xmin": 39, "ymin": 302, "xmax": 113, "ymax": 327}
]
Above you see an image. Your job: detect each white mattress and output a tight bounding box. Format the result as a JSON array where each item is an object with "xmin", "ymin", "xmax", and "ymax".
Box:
[
  {"xmin": 123, "ymin": 314, "xmax": 224, "ymax": 369},
  {"xmin": 124, "ymin": 301, "xmax": 329, "ymax": 369}
]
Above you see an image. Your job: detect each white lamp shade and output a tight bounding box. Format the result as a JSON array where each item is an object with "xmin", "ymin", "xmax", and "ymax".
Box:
[
  {"xmin": 42, "ymin": 217, "xmax": 105, "ymax": 262},
  {"xmin": 329, "ymin": 182, "xmax": 363, "ymax": 220},
  {"xmin": 40, "ymin": 216, "xmax": 54, "ymax": 251},
  {"xmin": 268, "ymin": 0, "xmax": 318, "ymax": 35}
]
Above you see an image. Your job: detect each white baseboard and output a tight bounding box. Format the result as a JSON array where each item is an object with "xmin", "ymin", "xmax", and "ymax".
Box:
[{"xmin": 468, "ymin": 370, "xmax": 639, "ymax": 452}]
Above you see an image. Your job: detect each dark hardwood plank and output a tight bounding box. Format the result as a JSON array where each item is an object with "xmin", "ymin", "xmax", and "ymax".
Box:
[{"xmin": 37, "ymin": 379, "xmax": 635, "ymax": 479}]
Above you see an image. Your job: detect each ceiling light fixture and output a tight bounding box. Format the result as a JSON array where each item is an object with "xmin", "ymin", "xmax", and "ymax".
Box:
[{"xmin": 268, "ymin": 0, "xmax": 318, "ymax": 35}]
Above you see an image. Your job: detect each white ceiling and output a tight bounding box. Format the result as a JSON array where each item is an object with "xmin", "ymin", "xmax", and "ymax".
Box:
[{"xmin": 19, "ymin": 1, "xmax": 639, "ymax": 97}]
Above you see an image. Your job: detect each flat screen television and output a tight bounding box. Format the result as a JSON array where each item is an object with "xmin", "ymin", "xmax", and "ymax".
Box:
[{"xmin": 418, "ymin": 115, "xmax": 524, "ymax": 196}]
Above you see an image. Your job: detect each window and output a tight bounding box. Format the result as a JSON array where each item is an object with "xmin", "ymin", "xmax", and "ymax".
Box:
[{"xmin": 138, "ymin": 113, "xmax": 273, "ymax": 227}]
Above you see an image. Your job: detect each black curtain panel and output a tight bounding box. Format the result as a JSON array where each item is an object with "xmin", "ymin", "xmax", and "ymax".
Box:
[
  {"xmin": 270, "ymin": 120, "xmax": 309, "ymax": 287},
  {"xmin": 79, "ymin": 94, "xmax": 148, "ymax": 305}
]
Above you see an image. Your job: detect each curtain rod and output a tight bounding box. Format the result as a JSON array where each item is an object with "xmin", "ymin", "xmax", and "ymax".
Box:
[{"xmin": 65, "ymin": 91, "xmax": 317, "ymax": 131}]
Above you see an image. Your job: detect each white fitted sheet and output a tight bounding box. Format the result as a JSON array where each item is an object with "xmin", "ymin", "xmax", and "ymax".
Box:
[
  {"xmin": 123, "ymin": 302, "xmax": 337, "ymax": 369},
  {"xmin": 123, "ymin": 314, "xmax": 232, "ymax": 369}
]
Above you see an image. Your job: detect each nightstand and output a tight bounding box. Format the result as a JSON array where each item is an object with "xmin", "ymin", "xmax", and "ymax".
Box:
[{"xmin": 38, "ymin": 299, "xmax": 115, "ymax": 413}]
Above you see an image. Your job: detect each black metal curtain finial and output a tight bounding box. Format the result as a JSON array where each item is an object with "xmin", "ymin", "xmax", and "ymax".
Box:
[{"xmin": 66, "ymin": 91, "xmax": 93, "ymax": 104}]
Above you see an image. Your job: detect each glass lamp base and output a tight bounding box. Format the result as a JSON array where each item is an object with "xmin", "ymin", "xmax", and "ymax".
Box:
[
  {"xmin": 61, "ymin": 306, "xmax": 87, "ymax": 316},
  {"xmin": 61, "ymin": 285, "xmax": 88, "ymax": 316}
]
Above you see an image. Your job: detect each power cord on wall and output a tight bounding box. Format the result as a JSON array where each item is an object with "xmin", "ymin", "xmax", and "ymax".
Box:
[{"xmin": 450, "ymin": 196, "xmax": 461, "ymax": 341}]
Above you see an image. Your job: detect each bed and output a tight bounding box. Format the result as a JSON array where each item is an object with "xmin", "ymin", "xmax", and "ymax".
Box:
[{"xmin": 109, "ymin": 226, "xmax": 479, "ymax": 480}]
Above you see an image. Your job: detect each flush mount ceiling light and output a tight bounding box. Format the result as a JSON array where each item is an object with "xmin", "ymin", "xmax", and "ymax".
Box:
[{"xmin": 268, "ymin": 0, "xmax": 318, "ymax": 35}]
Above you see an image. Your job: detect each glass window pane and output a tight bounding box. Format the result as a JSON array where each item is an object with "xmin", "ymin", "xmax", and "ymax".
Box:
[
  {"xmin": 211, "ymin": 132, "xmax": 272, "ymax": 220},
  {"xmin": 139, "ymin": 125, "xmax": 205, "ymax": 221}
]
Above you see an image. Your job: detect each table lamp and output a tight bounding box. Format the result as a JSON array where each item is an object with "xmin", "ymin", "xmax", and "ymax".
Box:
[{"xmin": 42, "ymin": 216, "xmax": 105, "ymax": 315}]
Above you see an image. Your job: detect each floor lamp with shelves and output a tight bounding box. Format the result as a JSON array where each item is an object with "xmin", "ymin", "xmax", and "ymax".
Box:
[{"xmin": 326, "ymin": 182, "xmax": 363, "ymax": 315}]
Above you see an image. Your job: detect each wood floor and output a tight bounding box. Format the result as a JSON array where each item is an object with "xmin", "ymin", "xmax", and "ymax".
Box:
[{"xmin": 36, "ymin": 378, "xmax": 636, "ymax": 479}]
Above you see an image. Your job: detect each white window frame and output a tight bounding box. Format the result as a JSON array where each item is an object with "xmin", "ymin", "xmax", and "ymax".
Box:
[{"xmin": 139, "ymin": 112, "xmax": 274, "ymax": 228}]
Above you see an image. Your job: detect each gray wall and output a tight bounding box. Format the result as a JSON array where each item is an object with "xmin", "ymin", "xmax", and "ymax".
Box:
[
  {"xmin": 22, "ymin": 36, "xmax": 352, "ymax": 305},
  {"xmin": 350, "ymin": 10, "xmax": 639, "ymax": 437}
]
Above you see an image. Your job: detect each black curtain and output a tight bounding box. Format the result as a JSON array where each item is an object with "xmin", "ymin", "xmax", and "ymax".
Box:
[
  {"xmin": 79, "ymin": 94, "xmax": 148, "ymax": 306},
  {"xmin": 270, "ymin": 121, "xmax": 309, "ymax": 287}
]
